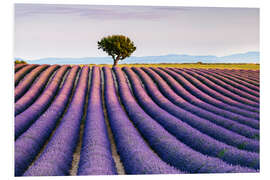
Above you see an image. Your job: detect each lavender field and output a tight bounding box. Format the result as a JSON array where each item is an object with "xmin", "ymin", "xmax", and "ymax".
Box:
[{"xmin": 14, "ymin": 64, "xmax": 260, "ymax": 176}]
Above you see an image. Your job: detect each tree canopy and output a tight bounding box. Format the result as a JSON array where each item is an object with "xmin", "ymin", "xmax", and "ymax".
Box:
[
  {"xmin": 97, "ymin": 35, "xmax": 136, "ymax": 66},
  {"xmin": 15, "ymin": 59, "xmax": 27, "ymax": 64}
]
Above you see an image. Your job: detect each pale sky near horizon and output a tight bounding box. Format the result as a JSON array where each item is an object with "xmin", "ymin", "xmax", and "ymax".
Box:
[{"xmin": 14, "ymin": 4, "xmax": 259, "ymax": 60}]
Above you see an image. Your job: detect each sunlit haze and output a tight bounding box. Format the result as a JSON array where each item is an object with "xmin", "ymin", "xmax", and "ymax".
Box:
[{"xmin": 14, "ymin": 4, "xmax": 259, "ymax": 60}]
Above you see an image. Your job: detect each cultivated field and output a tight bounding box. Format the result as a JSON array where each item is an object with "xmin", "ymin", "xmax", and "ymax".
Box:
[
  {"xmin": 14, "ymin": 64, "xmax": 260, "ymax": 176},
  {"xmin": 77, "ymin": 63, "xmax": 260, "ymax": 70}
]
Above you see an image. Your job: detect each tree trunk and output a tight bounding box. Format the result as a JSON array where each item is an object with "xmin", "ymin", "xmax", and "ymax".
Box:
[{"xmin": 113, "ymin": 56, "xmax": 120, "ymax": 67}]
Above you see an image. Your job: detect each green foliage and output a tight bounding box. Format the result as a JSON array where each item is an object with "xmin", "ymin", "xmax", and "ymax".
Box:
[
  {"xmin": 217, "ymin": 149, "xmax": 228, "ymax": 158},
  {"xmin": 97, "ymin": 35, "xmax": 136, "ymax": 66},
  {"xmin": 15, "ymin": 59, "xmax": 27, "ymax": 64}
]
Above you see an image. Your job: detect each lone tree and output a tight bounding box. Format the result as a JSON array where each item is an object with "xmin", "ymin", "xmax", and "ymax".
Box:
[
  {"xmin": 97, "ymin": 35, "xmax": 136, "ymax": 67},
  {"xmin": 14, "ymin": 59, "xmax": 27, "ymax": 64}
]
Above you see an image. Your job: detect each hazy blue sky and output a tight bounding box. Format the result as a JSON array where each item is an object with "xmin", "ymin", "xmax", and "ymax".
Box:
[{"xmin": 14, "ymin": 4, "xmax": 259, "ymax": 60}]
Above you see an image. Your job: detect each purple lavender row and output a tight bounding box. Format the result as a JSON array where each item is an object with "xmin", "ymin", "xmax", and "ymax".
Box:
[
  {"xmin": 23, "ymin": 66, "xmax": 89, "ymax": 176},
  {"xmin": 115, "ymin": 67, "xmax": 257, "ymax": 172},
  {"xmin": 207, "ymin": 69, "xmax": 259, "ymax": 92},
  {"xmin": 15, "ymin": 64, "xmax": 49, "ymax": 102},
  {"xmin": 186, "ymin": 68, "xmax": 259, "ymax": 102},
  {"xmin": 237, "ymin": 71, "xmax": 259, "ymax": 82},
  {"xmin": 185, "ymin": 68, "xmax": 259, "ymax": 100},
  {"xmin": 151, "ymin": 68, "xmax": 259, "ymax": 129},
  {"xmin": 15, "ymin": 65, "xmax": 60, "ymax": 116},
  {"xmin": 239, "ymin": 69, "xmax": 260, "ymax": 77},
  {"xmin": 230, "ymin": 69, "xmax": 259, "ymax": 75},
  {"xmin": 172, "ymin": 68, "xmax": 259, "ymax": 113},
  {"xmin": 216, "ymin": 69, "xmax": 259, "ymax": 86},
  {"xmin": 196, "ymin": 68, "xmax": 259, "ymax": 98},
  {"xmin": 173, "ymin": 68, "xmax": 260, "ymax": 112},
  {"xmin": 180, "ymin": 68, "xmax": 259, "ymax": 107},
  {"xmin": 103, "ymin": 67, "xmax": 180, "ymax": 174},
  {"xmin": 229, "ymin": 70, "xmax": 259, "ymax": 80},
  {"xmin": 228, "ymin": 70, "xmax": 259, "ymax": 83},
  {"xmin": 121, "ymin": 67, "xmax": 259, "ymax": 170},
  {"xmin": 213, "ymin": 69, "xmax": 260, "ymax": 86},
  {"xmin": 233, "ymin": 70, "xmax": 259, "ymax": 81},
  {"xmin": 245, "ymin": 69, "xmax": 259, "ymax": 73},
  {"xmin": 15, "ymin": 64, "xmax": 38, "ymax": 86},
  {"xmin": 15, "ymin": 65, "xmax": 70, "ymax": 139},
  {"xmin": 15, "ymin": 66, "xmax": 78, "ymax": 176},
  {"xmin": 15, "ymin": 64, "xmax": 27, "ymax": 73},
  {"xmin": 140, "ymin": 67, "xmax": 259, "ymax": 140},
  {"xmin": 161, "ymin": 68, "xmax": 259, "ymax": 120},
  {"xmin": 126, "ymin": 67, "xmax": 259, "ymax": 152},
  {"xmin": 238, "ymin": 69, "xmax": 259, "ymax": 74},
  {"xmin": 231, "ymin": 73, "xmax": 259, "ymax": 82},
  {"xmin": 222, "ymin": 69, "xmax": 259, "ymax": 82},
  {"xmin": 77, "ymin": 66, "xmax": 117, "ymax": 175}
]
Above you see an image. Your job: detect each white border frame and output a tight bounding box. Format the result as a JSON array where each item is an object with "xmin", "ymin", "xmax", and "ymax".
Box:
[{"xmin": 1, "ymin": 0, "xmax": 269, "ymax": 180}]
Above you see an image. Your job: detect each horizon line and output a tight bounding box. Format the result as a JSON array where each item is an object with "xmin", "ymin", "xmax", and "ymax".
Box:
[{"xmin": 15, "ymin": 51, "xmax": 260, "ymax": 61}]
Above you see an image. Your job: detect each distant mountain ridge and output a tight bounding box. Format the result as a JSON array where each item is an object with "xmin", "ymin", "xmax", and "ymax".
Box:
[{"xmin": 19, "ymin": 51, "xmax": 259, "ymax": 65}]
